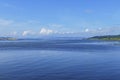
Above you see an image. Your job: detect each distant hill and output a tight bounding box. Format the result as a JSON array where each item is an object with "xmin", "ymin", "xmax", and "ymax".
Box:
[
  {"xmin": 88, "ymin": 35, "xmax": 120, "ymax": 40},
  {"xmin": 0, "ymin": 37, "xmax": 17, "ymax": 41}
]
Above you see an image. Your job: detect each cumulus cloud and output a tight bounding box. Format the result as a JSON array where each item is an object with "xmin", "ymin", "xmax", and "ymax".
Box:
[
  {"xmin": 84, "ymin": 28, "xmax": 103, "ymax": 33},
  {"xmin": 39, "ymin": 28, "xmax": 54, "ymax": 35},
  {"xmin": 1, "ymin": 18, "xmax": 120, "ymax": 37},
  {"xmin": 82, "ymin": 27, "xmax": 120, "ymax": 36},
  {"xmin": 11, "ymin": 31, "xmax": 17, "ymax": 36},
  {"xmin": 22, "ymin": 30, "xmax": 35, "ymax": 36},
  {"xmin": 84, "ymin": 29, "xmax": 89, "ymax": 32},
  {"xmin": 39, "ymin": 28, "xmax": 75, "ymax": 35}
]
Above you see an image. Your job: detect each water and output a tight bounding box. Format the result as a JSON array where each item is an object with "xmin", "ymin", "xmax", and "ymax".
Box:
[{"xmin": 0, "ymin": 39, "xmax": 120, "ymax": 80}]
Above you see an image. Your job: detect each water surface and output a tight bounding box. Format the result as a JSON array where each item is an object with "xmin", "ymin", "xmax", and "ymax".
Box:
[{"xmin": 0, "ymin": 39, "xmax": 120, "ymax": 80}]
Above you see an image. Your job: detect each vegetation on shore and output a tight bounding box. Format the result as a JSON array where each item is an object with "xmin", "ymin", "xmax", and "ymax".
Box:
[
  {"xmin": 0, "ymin": 35, "xmax": 120, "ymax": 41},
  {"xmin": 88, "ymin": 35, "xmax": 120, "ymax": 41}
]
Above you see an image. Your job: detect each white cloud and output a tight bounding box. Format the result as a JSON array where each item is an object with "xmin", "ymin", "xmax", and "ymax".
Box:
[
  {"xmin": 84, "ymin": 28, "xmax": 104, "ymax": 34},
  {"xmin": 39, "ymin": 28, "xmax": 75, "ymax": 35},
  {"xmin": 39, "ymin": 28, "xmax": 54, "ymax": 35},
  {"xmin": 11, "ymin": 31, "xmax": 17, "ymax": 36},
  {"xmin": 98, "ymin": 27, "xmax": 102, "ymax": 30},
  {"xmin": 0, "ymin": 18, "xmax": 120, "ymax": 37},
  {"xmin": 22, "ymin": 30, "xmax": 35, "ymax": 36},
  {"xmin": 84, "ymin": 29, "xmax": 89, "ymax": 32},
  {"xmin": 59, "ymin": 32, "xmax": 75, "ymax": 34},
  {"xmin": 82, "ymin": 27, "xmax": 120, "ymax": 36}
]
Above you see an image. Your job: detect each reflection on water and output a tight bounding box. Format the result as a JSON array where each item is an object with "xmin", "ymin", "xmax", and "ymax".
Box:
[{"xmin": 0, "ymin": 40, "xmax": 120, "ymax": 80}]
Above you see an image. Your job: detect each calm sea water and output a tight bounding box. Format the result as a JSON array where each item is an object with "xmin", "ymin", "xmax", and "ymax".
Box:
[{"xmin": 0, "ymin": 39, "xmax": 120, "ymax": 80}]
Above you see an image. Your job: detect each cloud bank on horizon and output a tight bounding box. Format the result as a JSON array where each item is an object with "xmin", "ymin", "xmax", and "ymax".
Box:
[
  {"xmin": 0, "ymin": 0, "xmax": 120, "ymax": 37},
  {"xmin": 0, "ymin": 18, "xmax": 120, "ymax": 37}
]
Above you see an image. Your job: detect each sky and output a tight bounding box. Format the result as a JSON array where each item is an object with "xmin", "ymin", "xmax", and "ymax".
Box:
[{"xmin": 0, "ymin": 0, "xmax": 120, "ymax": 37}]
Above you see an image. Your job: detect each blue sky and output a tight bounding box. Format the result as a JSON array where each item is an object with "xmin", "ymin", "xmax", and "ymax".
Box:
[{"xmin": 0, "ymin": 0, "xmax": 120, "ymax": 37}]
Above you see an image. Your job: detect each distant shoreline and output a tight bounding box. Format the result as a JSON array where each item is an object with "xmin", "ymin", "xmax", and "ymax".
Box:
[
  {"xmin": 0, "ymin": 37, "xmax": 17, "ymax": 41},
  {"xmin": 88, "ymin": 35, "xmax": 120, "ymax": 41},
  {"xmin": 0, "ymin": 35, "xmax": 120, "ymax": 41}
]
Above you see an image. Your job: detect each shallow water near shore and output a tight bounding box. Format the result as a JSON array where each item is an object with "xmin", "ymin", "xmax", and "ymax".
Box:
[{"xmin": 0, "ymin": 39, "xmax": 120, "ymax": 80}]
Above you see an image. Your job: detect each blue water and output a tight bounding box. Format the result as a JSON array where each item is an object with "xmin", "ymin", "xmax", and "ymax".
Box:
[{"xmin": 0, "ymin": 39, "xmax": 120, "ymax": 80}]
